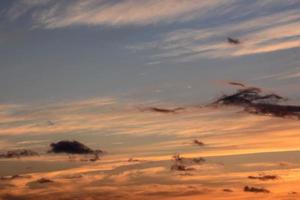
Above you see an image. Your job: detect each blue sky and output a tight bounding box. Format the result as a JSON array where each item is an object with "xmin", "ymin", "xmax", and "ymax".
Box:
[{"xmin": 0, "ymin": 0, "xmax": 300, "ymax": 104}]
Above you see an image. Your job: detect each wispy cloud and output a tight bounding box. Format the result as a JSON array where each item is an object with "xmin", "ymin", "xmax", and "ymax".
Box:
[
  {"xmin": 5, "ymin": 0, "xmax": 233, "ymax": 28},
  {"xmin": 129, "ymin": 1, "xmax": 300, "ymax": 60},
  {"xmin": 255, "ymin": 67, "xmax": 300, "ymax": 81},
  {"xmin": 5, "ymin": 1, "xmax": 300, "ymax": 60},
  {"xmin": 1, "ymin": 150, "xmax": 300, "ymax": 200},
  {"xmin": 1, "ymin": 95, "xmax": 300, "ymax": 159},
  {"xmin": 5, "ymin": 0, "xmax": 51, "ymax": 20}
]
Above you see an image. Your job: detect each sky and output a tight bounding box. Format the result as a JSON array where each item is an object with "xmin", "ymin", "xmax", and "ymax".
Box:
[
  {"xmin": 0, "ymin": 1, "xmax": 300, "ymax": 200},
  {"xmin": 0, "ymin": 0, "xmax": 300, "ymax": 104}
]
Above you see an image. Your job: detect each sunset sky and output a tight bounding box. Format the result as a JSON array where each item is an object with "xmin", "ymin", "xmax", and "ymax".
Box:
[{"xmin": 0, "ymin": 1, "xmax": 300, "ymax": 200}]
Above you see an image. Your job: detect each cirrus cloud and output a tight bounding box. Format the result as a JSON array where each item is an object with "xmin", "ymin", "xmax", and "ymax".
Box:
[{"xmin": 5, "ymin": 0, "xmax": 234, "ymax": 28}]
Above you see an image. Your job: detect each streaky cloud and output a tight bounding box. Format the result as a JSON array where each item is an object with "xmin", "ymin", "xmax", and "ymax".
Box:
[
  {"xmin": 211, "ymin": 83, "xmax": 300, "ymax": 119},
  {"xmin": 5, "ymin": 0, "xmax": 233, "ymax": 28}
]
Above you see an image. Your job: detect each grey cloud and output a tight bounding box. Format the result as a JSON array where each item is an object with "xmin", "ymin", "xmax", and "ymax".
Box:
[{"xmin": 212, "ymin": 82, "xmax": 300, "ymax": 119}]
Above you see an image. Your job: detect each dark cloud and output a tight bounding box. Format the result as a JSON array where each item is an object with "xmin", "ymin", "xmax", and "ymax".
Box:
[
  {"xmin": 289, "ymin": 191, "xmax": 298, "ymax": 195},
  {"xmin": 128, "ymin": 158, "xmax": 140, "ymax": 162},
  {"xmin": 227, "ymin": 37, "xmax": 241, "ymax": 45},
  {"xmin": 212, "ymin": 83, "xmax": 300, "ymax": 119},
  {"xmin": 193, "ymin": 139, "xmax": 205, "ymax": 147},
  {"xmin": 244, "ymin": 186, "xmax": 270, "ymax": 193},
  {"xmin": 226, "ymin": 81, "xmax": 247, "ymax": 88},
  {"xmin": 139, "ymin": 82, "xmax": 299, "ymax": 119},
  {"xmin": 248, "ymin": 174, "xmax": 278, "ymax": 181},
  {"xmin": 140, "ymin": 107, "xmax": 185, "ymax": 114},
  {"xmin": 171, "ymin": 164, "xmax": 195, "ymax": 171},
  {"xmin": 49, "ymin": 140, "xmax": 99, "ymax": 154},
  {"xmin": 48, "ymin": 140, "xmax": 104, "ymax": 162},
  {"xmin": 170, "ymin": 153, "xmax": 205, "ymax": 171},
  {"xmin": 0, "ymin": 149, "xmax": 39, "ymax": 159},
  {"xmin": 36, "ymin": 178, "xmax": 54, "ymax": 184},
  {"xmin": 172, "ymin": 154, "xmax": 205, "ymax": 165},
  {"xmin": 223, "ymin": 189, "xmax": 233, "ymax": 192},
  {"xmin": 171, "ymin": 154, "xmax": 191, "ymax": 172}
]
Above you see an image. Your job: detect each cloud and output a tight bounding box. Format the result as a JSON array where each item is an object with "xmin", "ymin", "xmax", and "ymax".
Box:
[
  {"xmin": 248, "ymin": 174, "xmax": 278, "ymax": 181},
  {"xmin": 223, "ymin": 189, "xmax": 233, "ymax": 192},
  {"xmin": 49, "ymin": 140, "xmax": 96, "ymax": 154},
  {"xmin": 5, "ymin": 0, "xmax": 233, "ymax": 29},
  {"xmin": 0, "ymin": 92, "xmax": 300, "ymax": 159},
  {"xmin": 254, "ymin": 67, "xmax": 300, "ymax": 81},
  {"xmin": 211, "ymin": 82, "xmax": 300, "ymax": 119},
  {"xmin": 170, "ymin": 153, "xmax": 205, "ymax": 172},
  {"xmin": 5, "ymin": 0, "xmax": 300, "ymax": 61},
  {"xmin": 139, "ymin": 106, "xmax": 185, "ymax": 114},
  {"xmin": 0, "ymin": 97, "xmax": 116, "ymax": 137},
  {"xmin": 244, "ymin": 186, "xmax": 270, "ymax": 193},
  {"xmin": 0, "ymin": 175, "xmax": 32, "ymax": 181},
  {"xmin": 130, "ymin": 2, "xmax": 300, "ymax": 60},
  {"xmin": 1, "ymin": 149, "xmax": 300, "ymax": 200},
  {"xmin": 193, "ymin": 139, "xmax": 205, "ymax": 147},
  {"xmin": 5, "ymin": 0, "xmax": 51, "ymax": 21},
  {"xmin": 0, "ymin": 149, "xmax": 39, "ymax": 159},
  {"xmin": 48, "ymin": 140, "xmax": 103, "ymax": 162},
  {"xmin": 35, "ymin": 177, "xmax": 54, "ymax": 184}
]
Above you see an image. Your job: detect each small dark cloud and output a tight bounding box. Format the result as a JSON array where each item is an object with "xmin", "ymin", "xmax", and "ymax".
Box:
[
  {"xmin": 172, "ymin": 153, "xmax": 205, "ymax": 164},
  {"xmin": 170, "ymin": 153, "xmax": 205, "ymax": 171},
  {"xmin": 223, "ymin": 188, "xmax": 233, "ymax": 192},
  {"xmin": 227, "ymin": 81, "xmax": 246, "ymax": 87},
  {"xmin": 227, "ymin": 37, "xmax": 241, "ymax": 45},
  {"xmin": 244, "ymin": 186, "xmax": 270, "ymax": 193},
  {"xmin": 193, "ymin": 139, "xmax": 205, "ymax": 147},
  {"xmin": 36, "ymin": 178, "xmax": 54, "ymax": 184},
  {"xmin": 47, "ymin": 120, "xmax": 55, "ymax": 126},
  {"xmin": 289, "ymin": 191, "xmax": 298, "ymax": 195},
  {"xmin": 171, "ymin": 154, "xmax": 191, "ymax": 171},
  {"xmin": 248, "ymin": 174, "xmax": 278, "ymax": 181},
  {"xmin": 171, "ymin": 164, "xmax": 195, "ymax": 171},
  {"xmin": 139, "ymin": 107, "xmax": 185, "ymax": 114},
  {"xmin": 0, "ymin": 149, "xmax": 39, "ymax": 159}
]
